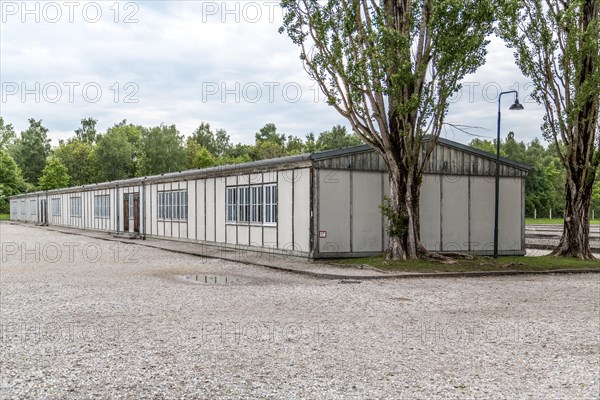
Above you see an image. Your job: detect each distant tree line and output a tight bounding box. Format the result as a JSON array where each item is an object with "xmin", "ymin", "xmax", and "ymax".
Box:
[
  {"xmin": 0, "ymin": 116, "xmax": 361, "ymax": 213},
  {"xmin": 469, "ymin": 132, "xmax": 600, "ymax": 219},
  {"xmin": 1, "ymin": 116, "xmax": 597, "ymax": 219}
]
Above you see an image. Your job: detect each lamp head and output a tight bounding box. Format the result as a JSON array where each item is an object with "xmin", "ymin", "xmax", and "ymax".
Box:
[{"xmin": 509, "ymin": 97, "xmax": 524, "ymax": 110}]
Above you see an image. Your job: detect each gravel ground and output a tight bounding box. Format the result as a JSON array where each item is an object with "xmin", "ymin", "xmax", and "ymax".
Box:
[{"xmin": 1, "ymin": 223, "xmax": 599, "ymax": 399}]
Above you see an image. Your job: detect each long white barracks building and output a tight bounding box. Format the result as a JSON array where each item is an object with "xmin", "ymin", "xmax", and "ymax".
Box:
[{"xmin": 9, "ymin": 137, "xmax": 529, "ymax": 258}]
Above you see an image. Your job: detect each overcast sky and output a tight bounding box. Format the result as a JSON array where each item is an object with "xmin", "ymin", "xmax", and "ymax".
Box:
[{"xmin": 1, "ymin": 1, "xmax": 547, "ymax": 147}]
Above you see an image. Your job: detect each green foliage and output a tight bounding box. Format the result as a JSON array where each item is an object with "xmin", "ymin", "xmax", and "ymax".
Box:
[
  {"xmin": 137, "ymin": 124, "xmax": 185, "ymax": 175},
  {"xmin": 379, "ymin": 195, "xmax": 407, "ymax": 238},
  {"xmin": 74, "ymin": 117, "xmax": 98, "ymax": 144},
  {"xmin": 53, "ymin": 139, "xmax": 95, "ymax": 186},
  {"xmin": 38, "ymin": 157, "xmax": 70, "ymax": 190},
  {"xmin": 0, "ymin": 150, "xmax": 25, "ymax": 213},
  {"xmin": 92, "ymin": 123, "xmax": 140, "ymax": 181},
  {"xmin": 185, "ymin": 138, "xmax": 216, "ymax": 169},
  {"xmin": 280, "ymin": 0, "xmax": 496, "ymax": 258},
  {"xmin": 315, "ymin": 125, "xmax": 362, "ymax": 151},
  {"xmin": 285, "ymin": 135, "xmax": 305, "ymax": 155},
  {"xmin": 304, "ymin": 133, "xmax": 318, "ymax": 153},
  {"xmin": 8, "ymin": 119, "xmax": 51, "ymax": 185},
  {"xmin": 0, "ymin": 117, "xmax": 16, "ymax": 150},
  {"xmin": 255, "ymin": 123, "xmax": 285, "ymax": 146},
  {"xmin": 468, "ymin": 135, "xmax": 591, "ymax": 218},
  {"xmin": 190, "ymin": 123, "xmax": 232, "ymax": 157},
  {"xmin": 469, "ymin": 138, "xmax": 497, "ymax": 155},
  {"xmin": 497, "ymin": 0, "xmax": 599, "ymax": 248},
  {"xmin": 280, "ymin": 0, "xmax": 495, "ymax": 150},
  {"xmin": 252, "ymin": 123, "xmax": 304, "ymax": 160}
]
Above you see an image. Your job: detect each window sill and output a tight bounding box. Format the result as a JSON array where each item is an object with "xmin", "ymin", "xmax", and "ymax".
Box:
[{"xmin": 226, "ymin": 222, "xmax": 278, "ymax": 227}]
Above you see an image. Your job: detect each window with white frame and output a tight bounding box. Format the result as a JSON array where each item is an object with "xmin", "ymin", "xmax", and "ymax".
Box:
[
  {"xmin": 157, "ymin": 190, "xmax": 187, "ymax": 221},
  {"xmin": 30, "ymin": 200, "xmax": 36, "ymax": 215},
  {"xmin": 10, "ymin": 201, "xmax": 17, "ymax": 216},
  {"xmin": 226, "ymin": 187, "xmax": 237, "ymax": 222},
  {"xmin": 264, "ymin": 184, "xmax": 277, "ymax": 224},
  {"xmin": 250, "ymin": 185, "xmax": 263, "ymax": 223},
  {"xmin": 238, "ymin": 186, "xmax": 250, "ymax": 223},
  {"xmin": 70, "ymin": 197, "xmax": 82, "ymax": 217},
  {"xmin": 20, "ymin": 200, "xmax": 25, "ymax": 215},
  {"xmin": 94, "ymin": 195, "xmax": 110, "ymax": 218},
  {"xmin": 51, "ymin": 198, "xmax": 61, "ymax": 216},
  {"xmin": 226, "ymin": 184, "xmax": 277, "ymax": 225}
]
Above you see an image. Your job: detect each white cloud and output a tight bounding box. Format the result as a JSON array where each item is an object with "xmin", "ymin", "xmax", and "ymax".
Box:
[{"xmin": 1, "ymin": 1, "xmax": 547, "ymax": 148}]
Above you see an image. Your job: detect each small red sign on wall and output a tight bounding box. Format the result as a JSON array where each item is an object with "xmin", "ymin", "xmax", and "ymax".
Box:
[{"xmin": 319, "ymin": 231, "xmax": 327, "ymax": 239}]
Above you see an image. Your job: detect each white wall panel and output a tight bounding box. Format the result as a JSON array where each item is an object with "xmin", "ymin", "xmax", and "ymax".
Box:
[
  {"xmin": 499, "ymin": 177, "xmax": 523, "ymax": 251},
  {"xmin": 205, "ymin": 179, "xmax": 215, "ymax": 242},
  {"xmin": 215, "ymin": 178, "xmax": 226, "ymax": 243},
  {"xmin": 352, "ymin": 171, "xmax": 383, "ymax": 253},
  {"xmin": 441, "ymin": 176, "xmax": 469, "ymax": 251},
  {"xmin": 469, "ymin": 177, "xmax": 495, "ymax": 253},
  {"xmin": 293, "ymin": 168, "xmax": 311, "ymax": 254},
  {"xmin": 278, "ymin": 171, "xmax": 293, "ymax": 250},
  {"xmin": 318, "ymin": 169, "xmax": 350, "ymax": 253},
  {"xmin": 419, "ymin": 175, "xmax": 441, "ymax": 251}
]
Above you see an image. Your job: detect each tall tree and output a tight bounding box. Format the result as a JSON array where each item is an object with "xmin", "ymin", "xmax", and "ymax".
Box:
[
  {"xmin": 280, "ymin": 0, "xmax": 495, "ymax": 259},
  {"xmin": 254, "ymin": 123, "xmax": 287, "ymax": 160},
  {"xmin": 214, "ymin": 129, "xmax": 232, "ymax": 156},
  {"xmin": 190, "ymin": 123, "xmax": 232, "ymax": 157},
  {"xmin": 38, "ymin": 157, "xmax": 70, "ymax": 190},
  {"xmin": 185, "ymin": 138, "xmax": 216, "ymax": 169},
  {"xmin": 74, "ymin": 117, "xmax": 98, "ymax": 144},
  {"xmin": 0, "ymin": 150, "xmax": 25, "ymax": 213},
  {"xmin": 92, "ymin": 123, "xmax": 140, "ymax": 181},
  {"xmin": 0, "ymin": 117, "xmax": 16, "ymax": 150},
  {"xmin": 191, "ymin": 122, "xmax": 218, "ymax": 155},
  {"xmin": 9, "ymin": 119, "xmax": 51, "ymax": 185},
  {"xmin": 53, "ymin": 139, "xmax": 95, "ymax": 186},
  {"xmin": 137, "ymin": 124, "xmax": 185, "ymax": 175},
  {"xmin": 499, "ymin": 0, "xmax": 599, "ymax": 259},
  {"xmin": 316, "ymin": 125, "xmax": 363, "ymax": 150},
  {"xmin": 305, "ymin": 132, "xmax": 318, "ymax": 152}
]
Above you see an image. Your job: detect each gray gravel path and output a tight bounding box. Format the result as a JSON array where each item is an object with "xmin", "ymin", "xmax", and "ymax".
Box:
[{"xmin": 1, "ymin": 223, "xmax": 599, "ymax": 399}]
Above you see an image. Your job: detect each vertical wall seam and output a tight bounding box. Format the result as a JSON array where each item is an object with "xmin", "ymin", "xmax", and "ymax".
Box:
[
  {"xmin": 213, "ymin": 178, "xmax": 216, "ymax": 243},
  {"xmin": 440, "ymin": 176, "xmax": 443, "ymax": 251},
  {"xmin": 381, "ymin": 172, "xmax": 384, "ymax": 252},
  {"xmin": 468, "ymin": 175, "xmax": 471, "ymax": 252},
  {"xmin": 314, "ymin": 169, "xmax": 320, "ymax": 257},
  {"xmin": 276, "ymin": 171, "xmax": 279, "ymax": 249},
  {"xmin": 522, "ymin": 177, "xmax": 525, "ymax": 252},
  {"xmin": 194, "ymin": 179, "xmax": 198, "ymax": 241},
  {"xmin": 349, "ymin": 169, "xmax": 353, "ymax": 253},
  {"xmin": 261, "ymin": 172, "xmax": 265, "ymax": 248},
  {"xmin": 292, "ymin": 169, "xmax": 295, "ymax": 251}
]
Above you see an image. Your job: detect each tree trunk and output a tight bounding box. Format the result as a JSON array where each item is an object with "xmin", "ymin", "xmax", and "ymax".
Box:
[
  {"xmin": 551, "ymin": 173, "xmax": 596, "ymax": 259},
  {"xmin": 385, "ymin": 158, "xmax": 425, "ymax": 260}
]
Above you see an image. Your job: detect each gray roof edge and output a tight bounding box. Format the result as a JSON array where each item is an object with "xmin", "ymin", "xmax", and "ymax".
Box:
[
  {"xmin": 8, "ymin": 136, "xmax": 529, "ymax": 200},
  {"xmin": 309, "ymin": 137, "xmax": 531, "ymax": 171},
  {"xmin": 9, "ymin": 153, "xmax": 313, "ymax": 198},
  {"xmin": 309, "ymin": 145, "xmax": 372, "ymax": 160},
  {"xmin": 427, "ymin": 136, "xmax": 532, "ymax": 171}
]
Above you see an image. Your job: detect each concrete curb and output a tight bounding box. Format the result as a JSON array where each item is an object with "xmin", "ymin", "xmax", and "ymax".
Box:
[{"xmin": 6, "ymin": 221, "xmax": 600, "ymax": 281}]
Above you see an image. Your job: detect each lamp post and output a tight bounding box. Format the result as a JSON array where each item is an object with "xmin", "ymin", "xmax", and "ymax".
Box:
[{"xmin": 494, "ymin": 90, "xmax": 524, "ymax": 259}]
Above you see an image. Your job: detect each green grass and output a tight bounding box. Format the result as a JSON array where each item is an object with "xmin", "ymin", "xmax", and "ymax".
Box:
[
  {"xmin": 526, "ymin": 217, "xmax": 599, "ymax": 225},
  {"xmin": 0, "ymin": 214, "xmax": 9, "ymax": 221},
  {"xmin": 329, "ymin": 255, "xmax": 600, "ymax": 273}
]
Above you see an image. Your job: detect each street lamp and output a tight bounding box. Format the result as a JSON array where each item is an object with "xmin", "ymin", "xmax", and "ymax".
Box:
[{"xmin": 494, "ymin": 91, "xmax": 524, "ymax": 259}]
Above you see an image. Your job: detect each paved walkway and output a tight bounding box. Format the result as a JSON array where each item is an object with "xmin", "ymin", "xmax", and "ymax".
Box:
[
  {"xmin": 525, "ymin": 224, "xmax": 600, "ymax": 253},
  {"xmin": 5, "ymin": 222, "xmax": 599, "ymax": 280}
]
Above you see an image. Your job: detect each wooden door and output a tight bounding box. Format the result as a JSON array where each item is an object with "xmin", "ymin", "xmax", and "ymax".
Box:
[{"xmin": 123, "ymin": 198, "xmax": 129, "ymax": 232}]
